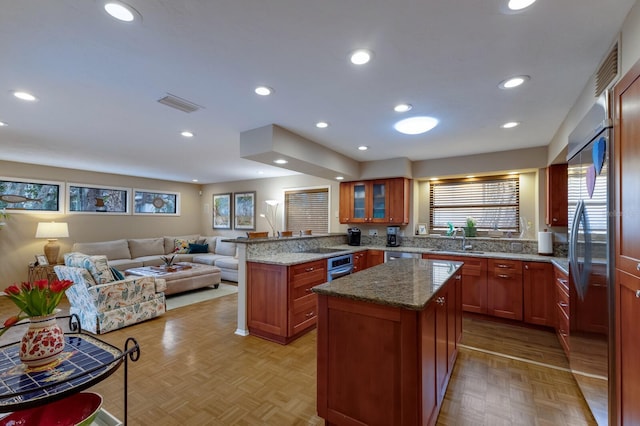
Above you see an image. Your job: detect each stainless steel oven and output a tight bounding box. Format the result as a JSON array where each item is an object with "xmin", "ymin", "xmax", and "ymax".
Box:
[{"xmin": 327, "ymin": 253, "xmax": 353, "ymax": 281}]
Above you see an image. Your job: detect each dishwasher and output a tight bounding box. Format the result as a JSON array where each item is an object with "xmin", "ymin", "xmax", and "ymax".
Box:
[{"xmin": 384, "ymin": 251, "xmax": 421, "ymax": 262}]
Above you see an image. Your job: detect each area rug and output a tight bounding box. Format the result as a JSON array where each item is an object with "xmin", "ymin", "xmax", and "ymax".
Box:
[{"xmin": 166, "ymin": 283, "xmax": 238, "ymax": 310}]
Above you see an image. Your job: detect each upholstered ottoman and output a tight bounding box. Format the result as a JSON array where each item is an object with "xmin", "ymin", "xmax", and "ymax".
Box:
[{"xmin": 125, "ymin": 262, "xmax": 222, "ymax": 296}]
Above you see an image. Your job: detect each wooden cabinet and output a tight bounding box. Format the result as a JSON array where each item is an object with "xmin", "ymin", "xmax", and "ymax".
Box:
[
  {"xmin": 523, "ymin": 261, "xmax": 554, "ymax": 326},
  {"xmin": 553, "ymin": 266, "xmax": 570, "ymax": 357},
  {"xmin": 424, "ymin": 253, "xmax": 488, "ymax": 315},
  {"xmin": 487, "ymin": 259, "xmax": 523, "ymax": 320},
  {"xmin": 367, "ymin": 249, "xmax": 384, "ymax": 268},
  {"xmin": 247, "ymin": 259, "xmax": 326, "ymax": 344},
  {"xmin": 352, "ymin": 250, "xmax": 368, "ymax": 273},
  {"xmin": 546, "ymin": 164, "xmax": 568, "ymax": 226},
  {"xmin": 614, "ymin": 58, "xmax": 640, "ymax": 426},
  {"xmin": 316, "ymin": 272, "xmax": 461, "ymax": 426},
  {"xmin": 571, "ymin": 263, "xmax": 608, "ymax": 334},
  {"xmin": 339, "ymin": 178, "xmax": 410, "ymax": 224}
]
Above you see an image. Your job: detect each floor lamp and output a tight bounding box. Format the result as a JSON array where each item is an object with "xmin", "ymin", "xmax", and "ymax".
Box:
[{"xmin": 35, "ymin": 222, "xmax": 69, "ymax": 265}]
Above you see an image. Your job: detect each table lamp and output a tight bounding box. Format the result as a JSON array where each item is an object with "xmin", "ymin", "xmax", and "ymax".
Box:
[{"xmin": 35, "ymin": 222, "xmax": 69, "ymax": 265}]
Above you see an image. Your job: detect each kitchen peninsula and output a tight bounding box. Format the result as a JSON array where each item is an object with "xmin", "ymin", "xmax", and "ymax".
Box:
[{"xmin": 313, "ymin": 258, "xmax": 463, "ymax": 426}]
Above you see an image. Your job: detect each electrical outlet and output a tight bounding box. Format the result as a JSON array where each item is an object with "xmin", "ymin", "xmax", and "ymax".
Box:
[{"xmin": 369, "ymin": 229, "xmax": 378, "ymax": 236}]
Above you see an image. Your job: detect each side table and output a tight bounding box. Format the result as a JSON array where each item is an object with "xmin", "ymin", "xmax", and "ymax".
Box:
[{"xmin": 28, "ymin": 262, "xmax": 59, "ymax": 284}]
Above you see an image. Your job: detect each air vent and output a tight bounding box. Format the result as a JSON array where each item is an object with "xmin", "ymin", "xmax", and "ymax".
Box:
[
  {"xmin": 157, "ymin": 93, "xmax": 203, "ymax": 113},
  {"xmin": 595, "ymin": 40, "xmax": 619, "ymax": 96}
]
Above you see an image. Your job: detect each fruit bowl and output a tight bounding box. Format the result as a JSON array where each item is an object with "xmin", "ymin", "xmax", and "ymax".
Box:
[{"xmin": 0, "ymin": 392, "xmax": 103, "ymax": 426}]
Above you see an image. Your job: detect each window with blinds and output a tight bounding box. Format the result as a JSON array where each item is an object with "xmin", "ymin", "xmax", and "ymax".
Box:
[
  {"xmin": 567, "ymin": 164, "xmax": 608, "ymax": 234},
  {"xmin": 430, "ymin": 175, "xmax": 520, "ymax": 232},
  {"xmin": 285, "ymin": 188, "xmax": 329, "ymax": 234}
]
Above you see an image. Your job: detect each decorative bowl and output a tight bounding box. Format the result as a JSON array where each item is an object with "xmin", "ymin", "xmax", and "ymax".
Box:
[{"xmin": 0, "ymin": 392, "xmax": 103, "ymax": 426}]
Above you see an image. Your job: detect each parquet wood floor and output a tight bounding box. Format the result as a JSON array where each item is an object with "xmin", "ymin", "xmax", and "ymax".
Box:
[{"xmin": 0, "ymin": 294, "xmax": 597, "ymax": 425}]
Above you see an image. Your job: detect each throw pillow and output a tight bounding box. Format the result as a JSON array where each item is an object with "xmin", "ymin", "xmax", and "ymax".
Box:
[
  {"xmin": 110, "ymin": 267, "xmax": 125, "ymax": 281},
  {"xmin": 188, "ymin": 243, "xmax": 209, "ymax": 254},
  {"xmin": 65, "ymin": 253, "xmax": 115, "ymax": 285},
  {"xmin": 174, "ymin": 238, "xmax": 195, "ymax": 254}
]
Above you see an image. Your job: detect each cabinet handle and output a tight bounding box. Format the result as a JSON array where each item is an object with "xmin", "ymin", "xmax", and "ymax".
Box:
[
  {"xmin": 436, "ymin": 297, "xmax": 445, "ymax": 305},
  {"xmin": 305, "ymin": 267, "xmax": 314, "ymax": 272},
  {"xmin": 305, "ymin": 288, "xmax": 312, "ymax": 293},
  {"xmin": 558, "ymin": 278, "xmax": 568, "ymax": 285},
  {"xmin": 559, "ymin": 302, "xmax": 568, "ymax": 307},
  {"xmin": 497, "ymin": 264, "xmax": 510, "ymax": 268},
  {"xmin": 637, "ymin": 263, "xmax": 640, "ymax": 272},
  {"xmin": 455, "ymin": 275, "xmax": 461, "ymax": 280},
  {"xmin": 305, "ymin": 311, "xmax": 315, "ymax": 318},
  {"xmin": 553, "ymin": 217, "xmax": 558, "ymax": 222},
  {"xmin": 498, "ymin": 274, "xmax": 510, "ymax": 279},
  {"xmin": 524, "ymin": 264, "xmax": 529, "ymax": 270},
  {"xmin": 636, "ymin": 290, "xmax": 640, "ymax": 299}
]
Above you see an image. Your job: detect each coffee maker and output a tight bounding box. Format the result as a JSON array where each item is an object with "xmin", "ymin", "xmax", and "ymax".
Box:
[
  {"xmin": 347, "ymin": 227, "xmax": 361, "ymax": 246},
  {"xmin": 386, "ymin": 226, "xmax": 400, "ymax": 247}
]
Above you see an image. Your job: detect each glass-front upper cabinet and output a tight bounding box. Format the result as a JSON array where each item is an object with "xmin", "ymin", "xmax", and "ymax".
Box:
[
  {"xmin": 371, "ymin": 182, "xmax": 386, "ymax": 220},
  {"xmin": 352, "ymin": 183, "xmax": 367, "ymax": 221},
  {"xmin": 339, "ymin": 178, "xmax": 408, "ymax": 225}
]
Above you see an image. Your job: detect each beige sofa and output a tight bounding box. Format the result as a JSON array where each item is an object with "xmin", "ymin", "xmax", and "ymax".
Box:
[{"xmin": 71, "ymin": 235, "xmax": 239, "ymax": 282}]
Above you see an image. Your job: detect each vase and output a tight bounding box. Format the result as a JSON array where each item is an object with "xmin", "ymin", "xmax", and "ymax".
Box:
[
  {"xmin": 465, "ymin": 226, "xmax": 477, "ymax": 237},
  {"xmin": 19, "ymin": 312, "xmax": 65, "ymax": 368}
]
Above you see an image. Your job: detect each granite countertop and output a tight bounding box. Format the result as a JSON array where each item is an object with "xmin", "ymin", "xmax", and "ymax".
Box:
[
  {"xmin": 247, "ymin": 243, "xmax": 569, "ymax": 271},
  {"xmin": 312, "ymin": 258, "xmax": 463, "ymax": 310}
]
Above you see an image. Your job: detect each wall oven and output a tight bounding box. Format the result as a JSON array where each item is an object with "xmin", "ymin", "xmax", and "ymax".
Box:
[{"xmin": 327, "ymin": 253, "xmax": 353, "ymax": 281}]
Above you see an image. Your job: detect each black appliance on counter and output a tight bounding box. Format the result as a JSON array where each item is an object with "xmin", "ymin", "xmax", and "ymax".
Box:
[
  {"xmin": 347, "ymin": 227, "xmax": 361, "ymax": 246},
  {"xmin": 386, "ymin": 226, "xmax": 400, "ymax": 247}
]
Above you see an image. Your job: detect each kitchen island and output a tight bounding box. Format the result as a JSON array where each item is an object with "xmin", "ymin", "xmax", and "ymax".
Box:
[{"xmin": 313, "ymin": 258, "xmax": 463, "ymax": 426}]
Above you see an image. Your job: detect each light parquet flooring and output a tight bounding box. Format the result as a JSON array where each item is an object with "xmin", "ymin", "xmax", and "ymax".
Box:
[{"xmin": 0, "ymin": 294, "xmax": 598, "ymax": 425}]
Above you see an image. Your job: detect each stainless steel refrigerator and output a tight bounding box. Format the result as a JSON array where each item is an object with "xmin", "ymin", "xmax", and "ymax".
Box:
[{"xmin": 567, "ymin": 91, "xmax": 613, "ymax": 426}]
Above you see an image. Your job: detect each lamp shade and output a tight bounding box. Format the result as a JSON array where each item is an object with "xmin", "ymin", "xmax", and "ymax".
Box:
[{"xmin": 35, "ymin": 222, "xmax": 69, "ymax": 239}]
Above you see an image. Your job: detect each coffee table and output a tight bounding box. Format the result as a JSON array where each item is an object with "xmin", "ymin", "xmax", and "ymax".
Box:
[{"xmin": 124, "ymin": 262, "xmax": 221, "ymax": 296}]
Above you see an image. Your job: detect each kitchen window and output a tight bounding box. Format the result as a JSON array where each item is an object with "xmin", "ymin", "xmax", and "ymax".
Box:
[
  {"xmin": 429, "ymin": 175, "xmax": 520, "ymax": 232},
  {"xmin": 285, "ymin": 187, "xmax": 329, "ymax": 234}
]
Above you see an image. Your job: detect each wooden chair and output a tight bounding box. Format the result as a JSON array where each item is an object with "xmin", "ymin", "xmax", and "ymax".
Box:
[
  {"xmin": 300, "ymin": 230, "xmax": 312, "ymax": 235},
  {"xmin": 278, "ymin": 231, "xmax": 293, "ymax": 237},
  {"xmin": 247, "ymin": 231, "xmax": 269, "ymax": 239}
]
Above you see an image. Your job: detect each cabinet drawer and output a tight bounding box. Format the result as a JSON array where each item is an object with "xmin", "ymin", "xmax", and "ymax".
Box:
[
  {"xmin": 290, "ymin": 260, "xmax": 327, "ymax": 285},
  {"xmin": 555, "ymin": 281, "xmax": 569, "ymax": 318},
  {"xmin": 290, "ymin": 295, "xmax": 317, "ymax": 334},
  {"xmin": 489, "ymin": 259, "xmax": 522, "ymax": 277},
  {"xmin": 556, "ymin": 304, "xmax": 570, "ymax": 355}
]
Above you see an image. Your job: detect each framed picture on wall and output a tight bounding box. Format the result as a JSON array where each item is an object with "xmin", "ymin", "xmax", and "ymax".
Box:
[
  {"xmin": 234, "ymin": 191, "xmax": 256, "ymax": 230},
  {"xmin": 417, "ymin": 224, "xmax": 428, "ymax": 235},
  {"xmin": 212, "ymin": 193, "xmax": 232, "ymax": 229}
]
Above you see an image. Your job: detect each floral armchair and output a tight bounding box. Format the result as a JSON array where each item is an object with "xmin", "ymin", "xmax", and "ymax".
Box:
[{"xmin": 54, "ymin": 253, "xmax": 166, "ymax": 334}]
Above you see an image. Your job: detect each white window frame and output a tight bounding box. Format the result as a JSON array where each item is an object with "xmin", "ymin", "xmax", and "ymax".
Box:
[
  {"xmin": 133, "ymin": 188, "xmax": 181, "ymax": 216},
  {"xmin": 66, "ymin": 183, "xmax": 130, "ymax": 215},
  {"xmin": 283, "ymin": 185, "xmax": 332, "ymax": 234},
  {"xmin": 0, "ymin": 176, "xmax": 65, "ymax": 214}
]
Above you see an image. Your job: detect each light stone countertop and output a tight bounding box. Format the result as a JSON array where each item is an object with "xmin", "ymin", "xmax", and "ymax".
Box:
[
  {"xmin": 247, "ymin": 243, "xmax": 569, "ymax": 274},
  {"xmin": 312, "ymin": 258, "xmax": 463, "ymax": 310}
]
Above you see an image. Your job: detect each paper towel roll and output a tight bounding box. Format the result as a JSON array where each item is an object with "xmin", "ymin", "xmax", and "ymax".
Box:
[{"xmin": 538, "ymin": 231, "xmax": 553, "ymax": 255}]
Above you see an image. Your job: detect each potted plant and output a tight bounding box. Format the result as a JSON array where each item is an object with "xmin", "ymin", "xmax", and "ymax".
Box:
[{"xmin": 465, "ymin": 216, "xmax": 477, "ymax": 237}]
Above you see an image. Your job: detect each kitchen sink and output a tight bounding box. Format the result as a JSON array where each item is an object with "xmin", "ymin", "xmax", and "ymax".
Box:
[{"xmin": 301, "ymin": 247, "xmax": 349, "ymax": 254}]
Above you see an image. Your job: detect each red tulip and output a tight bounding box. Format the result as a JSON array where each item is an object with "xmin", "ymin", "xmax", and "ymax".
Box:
[
  {"xmin": 3, "ymin": 315, "xmax": 19, "ymax": 327},
  {"xmin": 5, "ymin": 285, "xmax": 20, "ymax": 295},
  {"xmin": 34, "ymin": 279, "xmax": 48, "ymax": 290},
  {"xmin": 50, "ymin": 279, "xmax": 73, "ymax": 292},
  {"xmin": 20, "ymin": 281, "xmax": 32, "ymax": 291}
]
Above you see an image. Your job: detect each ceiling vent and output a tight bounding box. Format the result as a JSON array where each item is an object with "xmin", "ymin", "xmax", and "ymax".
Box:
[
  {"xmin": 157, "ymin": 93, "xmax": 203, "ymax": 113},
  {"xmin": 595, "ymin": 40, "xmax": 619, "ymax": 97}
]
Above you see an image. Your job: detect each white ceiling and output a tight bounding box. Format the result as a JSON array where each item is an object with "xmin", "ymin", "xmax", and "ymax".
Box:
[{"xmin": 0, "ymin": 0, "xmax": 635, "ymax": 183}]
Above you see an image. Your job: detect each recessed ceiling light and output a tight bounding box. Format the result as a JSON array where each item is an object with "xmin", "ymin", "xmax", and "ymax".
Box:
[
  {"xmin": 350, "ymin": 49, "xmax": 373, "ymax": 65},
  {"xmin": 358, "ymin": 145, "xmax": 369, "ymax": 151},
  {"xmin": 192, "ymin": 179, "xmax": 199, "ymax": 182},
  {"xmin": 316, "ymin": 121, "xmax": 329, "ymax": 128},
  {"xmin": 336, "ymin": 176, "xmax": 344, "ymax": 181},
  {"xmin": 274, "ymin": 159, "xmax": 288, "ymax": 164},
  {"xmin": 498, "ymin": 75, "xmax": 530, "ymax": 89},
  {"xmin": 13, "ymin": 91, "xmax": 37, "ymax": 101},
  {"xmin": 394, "ymin": 116, "xmax": 439, "ymax": 135},
  {"xmin": 181, "ymin": 131, "xmax": 194, "ymax": 138},
  {"xmin": 508, "ymin": 0, "xmax": 536, "ymax": 11},
  {"xmin": 104, "ymin": 1, "xmax": 138, "ymax": 22},
  {"xmin": 501, "ymin": 121, "xmax": 520, "ymax": 129},
  {"xmin": 394, "ymin": 103, "xmax": 413, "ymax": 113},
  {"xmin": 257, "ymin": 170, "xmax": 265, "ymax": 175},
  {"xmin": 430, "ymin": 178, "xmax": 438, "ymax": 181},
  {"xmin": 0, "ymin": 121, "xmax": 7, "ymax": 127},
  {"xmin": 255, "ymin": 86, "xmax": 273, "ymax": 96},
  {"xmin": 466, "ymin": 175, "xmax": 475, "ymax": 179}
]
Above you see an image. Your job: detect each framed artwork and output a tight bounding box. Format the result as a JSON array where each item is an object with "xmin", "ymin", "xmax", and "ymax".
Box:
[
  {"xmin": 234, "ymin": 191, "xmax": 256, "ymax": 230},
  {"xmin": 417, "ymin": 223, "xmax": 428, "ymax": 235},
  {"xmin": 35, "ymin": 254, "xmax": 48, "ymax": 266},
  {"xmin": 212, "ymin": 193, "xmax": 232, "ymax": 229},
  {"xmin": 133, "ymin": 189, "xmax": 180, "ymax": 215},
  {"xmin": 67, "ymin": 183, "xmax": 129, "ymax": 214}
]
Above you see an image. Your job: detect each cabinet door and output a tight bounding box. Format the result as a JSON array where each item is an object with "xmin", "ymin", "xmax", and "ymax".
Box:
[
  {"xmin": 339, "ymin": 182, "xmax": 352, "ymax": 224},
  {"xmin": 617, "ymin": 269, "xmax": 640, "ymax": 425},
  {"xmin": 351, "ymin": 182, "xmax": 368, "ymax": 222},
  {"xmin": 367, "ymin": 249, "xmax": 384, "ymax": 268},
  {"xmin": 546, "ymin": 164, "xmax": 568, "ymax": 226},
  {"xmin": 435, "ymin": 288, "xmax": 448, "ymax": 403},
  {"xmin": 487, "ymin": 259, "xmax": 523, "ymax": 320},
  {"xmin": 523, "ymin": 262, "xmax": 554, "ymax": 326},
  {"xmin": 614, "ymin": 60, "xmax": 640, "ymax": 278},
  {"xmin": 369, "ymin": 180, "xmax": 389, "ymax": 223},
  {"xmin": 420, "ymin": 302, "xmax": 438, "ymax": 425},
  {"xmin": 352, "ymin": 250, "xmax": 368, "ymax": 273},
  {"xmin": 247, "ymin": 262, "xmax": 288, "ymax": 337},
  {"xmin": 387, "ymin": 178, "xmax": 410, "ymax": 225}
]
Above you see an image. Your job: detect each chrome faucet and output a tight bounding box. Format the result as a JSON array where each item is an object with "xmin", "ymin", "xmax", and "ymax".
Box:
[{"xmin": 455, "ymin": 227, "xmax": 472, "ymax": 251}]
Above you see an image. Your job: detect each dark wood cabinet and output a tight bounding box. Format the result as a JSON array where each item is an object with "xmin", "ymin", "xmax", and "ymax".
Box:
[
  {"xmin": 423, "ymin": 253, "xmax": 488, "ymax": 315},
  {"xmin": 352, "ymin": 250, "xmax": 368, "ymax": 273},
  {"xmin": 487, "ymin": 259, "xmax": 523, "ymax": 320},
  {"xmin": 339, "ymin": 178, "xmax": 410, "ymax": 224},
  {"xmin": 247, "ymin": 259, "xmax": 326, "ymax": 344},
  {"xmin": 316, "ymin": 272, "xmax": 461, "ymax": 426},
  {"xmin": 614, "ymin": 57, "xmax": 640, "ymax": 426},
  {"xmin": 367, "ymin": 249, "xmax": 384, "ymax": 268},
  {"xmin": 523, "ymin": 261, "xmax": 554, "ymax": 326},
  {"xmin": 546, "ymin": 164, "xmax": 568, "ymax": 226}
]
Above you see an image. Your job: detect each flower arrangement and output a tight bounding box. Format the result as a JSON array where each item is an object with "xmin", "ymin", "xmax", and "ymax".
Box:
[
  {"xmin": 466, "ymin": 217, "xmax": 477, "ymax": 228},
  {"xmin": 160, "ymin": 254, "xmax": 176, "ymax": 266},
  {"xmin": 0, "ymin": 279, "xmax": 73, "ymax": 337}
]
